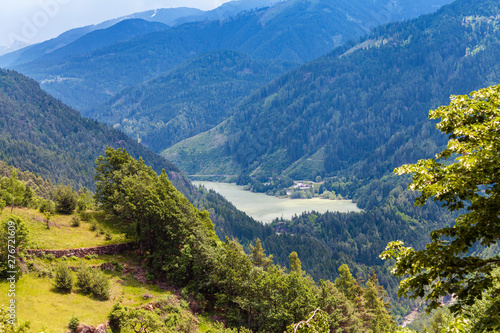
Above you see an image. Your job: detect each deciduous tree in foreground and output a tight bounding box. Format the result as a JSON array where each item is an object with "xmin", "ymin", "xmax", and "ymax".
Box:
[{"xmin": 382, "ymin": 84, "xmax": 500, "ymax": 330}]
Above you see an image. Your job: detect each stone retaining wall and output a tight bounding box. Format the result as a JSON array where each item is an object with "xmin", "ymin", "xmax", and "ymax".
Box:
[{"xmin": 26, "ymin": 242, "xmax": 137, "ymax": 258}]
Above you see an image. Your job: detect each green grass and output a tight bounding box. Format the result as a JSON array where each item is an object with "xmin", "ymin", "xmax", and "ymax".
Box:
[
  {"xmin": 162, "ymin": 121, "xmax": 241, "ymax": 177},
  {"xmin": 0, "ymin": 269, "xmax": 171, "ymax": 333},
  {"xmin": 4, "ymin": 207, "xmax": 127, "ymax": 250},
  {"xmin": 0, "ymin": 209, "xmax": 235, "ymax": 332}
]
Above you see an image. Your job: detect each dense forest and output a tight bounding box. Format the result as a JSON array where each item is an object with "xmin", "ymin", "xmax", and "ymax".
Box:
[
  {"xmin": 90, "ymin": 147, "xmax": 397, "ymax": 332},
  {"xmin": 0, "ymin": 66, "xmax": 455, "ymax": 322},
  {"xmin": 164, "ymin": 0, "xmax": 500, "ymax": 184}
]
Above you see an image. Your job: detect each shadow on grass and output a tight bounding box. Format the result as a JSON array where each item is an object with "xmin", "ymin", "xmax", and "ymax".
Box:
[{"xmin": 50, "ymin": 285, "xmax": 73, "ymax": 295}]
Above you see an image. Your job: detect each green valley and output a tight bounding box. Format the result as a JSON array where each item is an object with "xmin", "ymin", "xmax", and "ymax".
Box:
[{"xmin": 0, "ymin": 0, "xmax": 499, "ymax": 331}]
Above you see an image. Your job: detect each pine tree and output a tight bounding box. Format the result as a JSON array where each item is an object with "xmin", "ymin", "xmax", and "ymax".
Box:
[{"xmin": 250, "ymin": 238, "xmax": 272, "ymax": 269}]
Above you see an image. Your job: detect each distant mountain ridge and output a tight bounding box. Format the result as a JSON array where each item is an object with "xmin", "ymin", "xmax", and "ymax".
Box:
[
  {"xmin": 6, "ymin": 0, "xmax": 453, "ymax": 110},
  {"xmin": 163, "ymin": 0, "xmax": 500, "ymax": 182},
  {"xmin": 87, "ymin": 50, "xmax": 297, "ymax": 152},
  {"xmin": 0, "ymin": 0, "xmax": 280, "ymax": 67}
]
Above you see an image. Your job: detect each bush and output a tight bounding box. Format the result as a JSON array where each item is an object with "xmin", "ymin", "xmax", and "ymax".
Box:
[
  {"xmin": 68, "ymin": 315, "xmax": 79, "ymax": 332},
  {"xmin": 105, "ymin": 232, "xmax": 112, "ymax": 241},
  {"xmin": 77, "ymin": 266, "xmax": 110, "ymax": 300},
  {"xmin": 92, "ymin": 270, "xmax": 110, "ymax": 300},
  {"xmin": 39, "ymin": 199, "xmax": 55, "ymax": 214},
  {"xmin": 0, "ymin": 216, "xmax": 30, "ymax": 277},
  {"xmin": 54, "ymin": 263, "xmax": 73, "ymax": 293},
  {"xmin": 108, "ymin": 303, "xmax": 126, "ymax": 332},
  {"xmin": 76, "ymin": 266, "xmax": 94, "ymax": 294},
  {"xmin": 89, "ymin": 222, "xmax": 97, "ymax": 231},
  {"xmin": 53, "ymin": 185, "xmax": 78, "ymax": 214},
  {"xmin": 80, "ymin": 211, "xmax": 91, "ymax": 221},
  {"xmin": 70, "ymin": 216, "xmax": 80, "ymax": 227}
]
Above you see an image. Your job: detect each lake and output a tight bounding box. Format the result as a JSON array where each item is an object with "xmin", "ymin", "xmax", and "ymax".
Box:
[{"xmin": 193, "ymin": 181, "xmax": 362, "ymax": 224}]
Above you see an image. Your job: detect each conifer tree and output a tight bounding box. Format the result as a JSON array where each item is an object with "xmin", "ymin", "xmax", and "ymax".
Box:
[
  {"xmin": 250, "ymin": 238, "xmax": 272, "ymax": 269},
  {"xmin": 288, "ymin": 251, "xmax": 302, "ymax": 274}
]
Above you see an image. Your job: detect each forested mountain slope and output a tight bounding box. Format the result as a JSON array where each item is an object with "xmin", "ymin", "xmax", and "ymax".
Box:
[
  {"xmin": 164, "ymin": 0, "xmax": 500, "ymax": 181},
  {"xmin": 87, "ymin": 50, "xmax": 296, "ymax": 152},
  {"xmin": 0, "ymin": 69, "xmax": 180, "ymax": 189},
  {"xmin": 0, "ymin": 68, "xmax": 270, "ymax": 253},
  {"xmin": 10, "ymin": 0, "xmax": 452, "ymax": 110}
]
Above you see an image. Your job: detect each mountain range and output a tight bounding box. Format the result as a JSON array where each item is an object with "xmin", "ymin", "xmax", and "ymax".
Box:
[
  {"xmin": 2, "ymin": 0, "xmax": 453, "ymax": 110},
  {"xmin": 163, "ymin": 0, "xmax": 500, "ymax": 184},
  {"xmin": 86, "ymin": 50, "xmax": 296, "ymax": 151}
]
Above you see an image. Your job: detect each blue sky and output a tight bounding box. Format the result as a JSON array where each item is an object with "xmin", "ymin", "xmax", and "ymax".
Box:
[{"xmin": 0, "ymin": 0, "xmax": 231, "ymax": 48}]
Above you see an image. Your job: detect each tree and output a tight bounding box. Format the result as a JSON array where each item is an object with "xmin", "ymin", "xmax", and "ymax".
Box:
[
  {"xmin": 54, "ymin": 263, "xmax": 73, "ymax": 293},
  {"xmin": 0, "ymin": 215, "xmax": 30, "ymax": 277},
  {"xmin": 52, "ymin": 185, "xmax": 78, "ymax": 214},
  {"xmin": 250, "ymin": 238, "xmax": 273, "ymax": 269},
  {"xmin": 382, "ymin": 85, "xmax": 500, "ymax": 326},
  {"xmin": 94, "ymin": 147, "xmax": 218, "ymax": 285},
  {"xmin": 334, "ymin": 264, "xmax": 357, "ymax": 302},
  {"xmin": 288, "ymin": 251, "xmax": 302, "ymax": 274}
]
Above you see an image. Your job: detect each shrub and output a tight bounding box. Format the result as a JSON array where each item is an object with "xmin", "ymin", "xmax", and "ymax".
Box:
[
  {"xmin": 89, "ymin": 222, "xmax": 97, "ymax": 231},
  {"xmin": 80, "ymin": 211, "xmax": 91, "ymax": 221},
  {"xmin": 76, "ymin": 266, "xmax": 94, "ymax": 294},
  {"xmin": 70, "ymin": 216, "xmax": 80, "ymax": 227},
  {"xmin": 54, "ymin": 263, "xmax": 73, "ymax": 293},
  {"xmin": 77, "ymin": 266, "xmax": 110, "ymax": 300},
  {"xmin": 105, "ymin": 232, "xmax": 112, "ymax": 241},
  {"xmin": 108, "ymin": 303, "xmax": 126, "ymax": 332},
  {"xmin": 0, "ymin": 215, "xmax": 30, "ymax": 277},
  {"xmin": 68, "ymin": 315, "xmax": 79, "ymax": 332},
  {"xmin": 39, "ymin": 199, "xmax": 55, "ymax": 214},
  {"xmin": 35, "ymin": 264, "xmax": 53, "ymax": 278},
  {"xmin": 92, "ymin": 270, "xmax": 110, "ymax": 300},
  {"xmin": 53, "ymin": 185, "xmax": 78, "ymax": 214}
]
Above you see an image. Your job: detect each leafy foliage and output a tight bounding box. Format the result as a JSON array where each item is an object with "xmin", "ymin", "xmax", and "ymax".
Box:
[
  {"xmin": 382, "ymin": 84, "xmax": 500, "ymax": 329},
  {"xmin": 95, "ymin": 149, "xmax": 396, "ymax": 332},
  {"xmin": 0, "ymin": 304, "xmax": 30, "ymax": 333},
  {"xmin": 0, "ymin": 215, "xmax": 30, "ymax": 278},
  {"xmin": 68, "ymin": 315, "xmax": 79, "ymax": 332},
  {"xmin": 94, "ymin": 147, "xmax": 219, "ymax": 284},
  {"xmin": 52, "ymin": 185, "xmax": 78, "ymax": 215},
  {"xmin": 75, "ymin": 266, "xmax": 94, "ymax": 295}
]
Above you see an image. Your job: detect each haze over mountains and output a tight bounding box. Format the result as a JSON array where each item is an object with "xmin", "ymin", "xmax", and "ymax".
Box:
[{"xmin": 1, "ymin": 0, "xmax": 453, "ymax": 111}]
